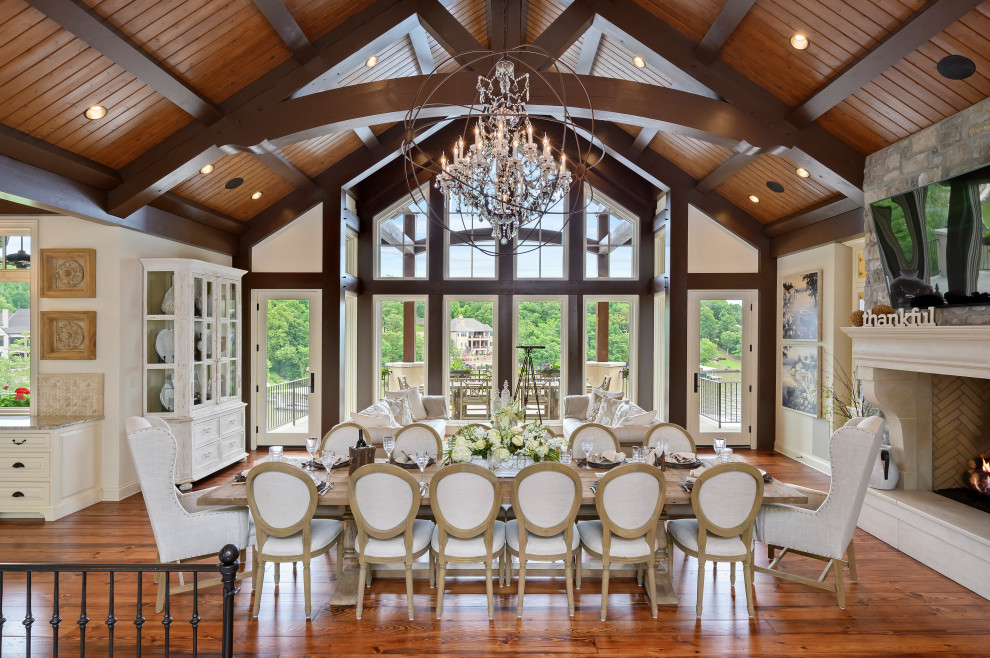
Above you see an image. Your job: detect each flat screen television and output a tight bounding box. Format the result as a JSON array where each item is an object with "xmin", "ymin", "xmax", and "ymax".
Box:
[{"xmin": 869, "ymin": 162, "xmax": 990, "ymax": 309}]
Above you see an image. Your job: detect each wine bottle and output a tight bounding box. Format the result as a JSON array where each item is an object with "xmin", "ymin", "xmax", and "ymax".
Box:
[{"xmin": 355, "ymin": 428, "xmax": 368, "ymax": 448}]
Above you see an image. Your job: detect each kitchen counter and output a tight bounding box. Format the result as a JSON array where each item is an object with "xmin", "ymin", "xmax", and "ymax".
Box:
[{"xmin": 0, "ymin": 415, "xmax": 104, "ymax": 430}]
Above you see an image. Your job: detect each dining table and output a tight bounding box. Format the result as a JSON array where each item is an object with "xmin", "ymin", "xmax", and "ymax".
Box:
[{"xmin": 198, "ymin": 454, "xmax": 807, "ymax": 606}]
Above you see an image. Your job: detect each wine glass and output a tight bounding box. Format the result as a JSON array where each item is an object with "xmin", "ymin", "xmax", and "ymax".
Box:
[
  {"xmin": 713, "ymin": 437, "xmax": 727, "ymax": 460},
  {"xmin": 383, "ymin": 435, "xmax": 395, "ymax": 463},
  {"xmin": 656, "ymin": 438, "xmax": 669, "ymax": 466},
  {"xmin": 581, "ymin": 437, "xmax": 594, "ymax": 469},
  {"xmin": 305, "ymin": 438, "xmax": 319, "ymax": 469},
  {"xmin": 320, "ymin": 448, "xmax": 336, "ymax": 491},
  {"xmin": 415, "ymin": 449, "xmax": 430, "ymax": 487}
]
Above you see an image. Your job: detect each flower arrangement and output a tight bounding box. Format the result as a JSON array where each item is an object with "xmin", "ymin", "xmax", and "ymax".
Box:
[
  {"xmin": 0, "ymin": 386, "xmax": 30, "ymax": 407},
  {"xmin": 444, "ymin": 399, "xmax": 566, "ymax": 464}
]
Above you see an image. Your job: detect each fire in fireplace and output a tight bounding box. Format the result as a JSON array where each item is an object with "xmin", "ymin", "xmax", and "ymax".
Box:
[{"xmin": 968, "ymin": 454, "xmax": 990, "ymax": 495}]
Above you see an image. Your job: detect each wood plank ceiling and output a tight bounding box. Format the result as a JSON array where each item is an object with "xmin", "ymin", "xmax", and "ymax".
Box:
[{"xmin": 1, "ymin": 0, "xmax": 989, "ymax": 238}]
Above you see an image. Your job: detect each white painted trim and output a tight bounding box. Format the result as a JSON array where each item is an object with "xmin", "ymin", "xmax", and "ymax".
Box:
[
  {"xmin": 103, "ymin": 479, "xmax": 141, "ymax": 501},
  {"xmin": 773, "ymin": 441, "xmax": 832, "ymax": 476},
  {"xmin": 442, "ymin": 295, "xmax": 498, "ymax": 416}
]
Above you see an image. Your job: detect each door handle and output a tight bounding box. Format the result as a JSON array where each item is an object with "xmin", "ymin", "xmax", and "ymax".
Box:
[
  {"xmin": 693, "ymin": 373, "xmax": 699, "ymax": 393},
  {"xmin": 310, "ymin": 373, "xmax": 315, "ymax": 393}
]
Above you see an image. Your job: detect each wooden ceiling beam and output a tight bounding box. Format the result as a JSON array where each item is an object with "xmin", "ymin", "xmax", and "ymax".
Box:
[
  {"xmin": 25, "ymin": 0, "xmax": 222, "ymax": 123},
  {"xmin": 527, "ymin": 0, "xmax": 595, "ymax": 71},
  {"xmin": 578, "ymin": 0, "xmax": 865, "ymax": 202},
  {"xmin": 694, "ymin": 0, "xmax": 756, "ymax": 64},
  {"xmin": 695, "ymin": 145, "xmax": 762, "ymax": 193},
  {"xmin": 419, "ymin": 0, "xmax": 487, "ymax": 69},
  {"xmin": 788, "ymin": 0, "xmax": 984, "ymax": 126},
  {"xmin": 0, "ymin": 124, "xmax": 119, "ymax": 190},
  {"xmin": 409, "ymin": 25, "xmax": 436, "ymax": 73},
  {"xmin": 770, "ymin": 207, "xmax": 864, "ymax": 257},
  {"xmin": 106, "ymin": 0, "xmax": 422, "ymax": 217},
  {"xmin": 250, "ymin": 144, "xmax": 320, "ymax": 193},
  {"xmin": 151, "ymin": 193, "xmax": 247, "ymax": 235},
  {"xmin": 762, "ymin": 195, "xmax": 862, "ymax": 238},
  {"xmin": 630, "ymin": 127, "xmax": 657, "ymax": 154},
  {"xmin": 486, "ymin": 0, "xmax": 527, "ymax": 50},
  {"xmin": 251, "ymin": 0, "xmax": 317, "ymax": 62},
  {"xmin": 354, "ymin": 127, "xmax": 381, "ymax": 149},
  {"xmin": 575, "ymin": 26, "xmax": 602, "ymax": 74},
  {"xmin": 0, "ymin": 153, "xmax": 238, "ymax": 254}
]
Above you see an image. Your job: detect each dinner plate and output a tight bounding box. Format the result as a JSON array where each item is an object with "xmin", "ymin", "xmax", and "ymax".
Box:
[
  {"xmin": 390, "ymin": 457, "xmax": 436, "ymax": 469},
  {"xmin": 155, "ymin": 328, "xmax": 174, "ymax": 364},
  {"xmin": 161, "ymin": 286, "xmax": 175, "ymax": 314},
  {"xmin": 665, "ymin": 458, "xmax": 703, "ymax": 469},
  {"xmin": 587, "ymin": 459, "xmax": 625, "ymax": 470},
  {"xmin": 159, "ymin": 377, "xmax": 174, "ymax": 412}
]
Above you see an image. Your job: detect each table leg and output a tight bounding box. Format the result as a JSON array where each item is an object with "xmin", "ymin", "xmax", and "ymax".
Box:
[{"xmin": 329, "ymin": 511, "xmax": 361, "ymax": 606}]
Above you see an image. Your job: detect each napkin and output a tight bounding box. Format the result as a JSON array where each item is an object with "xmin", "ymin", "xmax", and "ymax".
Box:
[
  {"xmin": 688, "ymin": 465, "xmax": 708, "ymax": 479},
  {"xmin": 669, "ymin": 452, "xmax": 697, "ymax": 464},
  {"xmin": 395, "ymin": 451, "xmax": 416, "ymax": 464},
  {"xmin": 600, "ymin": 449, "xmax": 626, "ymax": 464}
]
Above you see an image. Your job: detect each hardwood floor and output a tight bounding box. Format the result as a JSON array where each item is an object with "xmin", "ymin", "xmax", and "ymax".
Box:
[{"xmin": 2, "ymin": 450, "xmax": 989, "ymax": 656}]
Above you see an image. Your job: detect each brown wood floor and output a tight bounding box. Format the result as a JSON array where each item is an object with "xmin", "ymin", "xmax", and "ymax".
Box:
[{"xmin": 2, "ymin": 449, "xmax": 989, "ymax": 656}]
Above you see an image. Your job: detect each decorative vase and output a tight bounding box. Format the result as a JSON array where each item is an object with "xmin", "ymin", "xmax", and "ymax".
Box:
[{"xmin": 869, "ymin": 447, "xmax": 898, "ymax": 490}]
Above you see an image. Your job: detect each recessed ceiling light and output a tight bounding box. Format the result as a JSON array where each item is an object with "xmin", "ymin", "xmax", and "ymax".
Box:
[
  {"xmin": 366, "ymin": 55, "xmax": 379, "ymax": 67},
  {"xmin": 937, "ymin": 54, "xmax": 976, "ymax": 80},
  {"xmin": 632, "ymin": 55, "xmax": 646, "ymax": 68},
  {"xmin": 790, "ymin": 34, "xmax": 809, "ymax": 50},
  {"xmin": 795, "ymin": 167, "xmax": 810, "ymax": 178},
  {"xmin": 251, "ymin": 191, "xmax": 263, "ymax": 200},
  {"xmin": 84, "ymin": 105, "xmax": 107, "ymax": 120},
  {"xmin": 200, "ymin": 164, "xmax": 214, "ymax": 174},
  {"xmin": 748, "ymin": 195, "xmax": 760, "ymax": 203}
]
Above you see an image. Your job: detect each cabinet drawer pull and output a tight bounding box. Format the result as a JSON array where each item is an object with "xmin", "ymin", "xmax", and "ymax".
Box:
[
  {"xmin": 12, "ymin": 462, "xmax": 25, "ymax": 468},
  {"xmin": 11, "ymin": 439, "xmax": 26, "ymax": 445},
  {"xmin": 203, "ymin": 451, "xmax": 212, "ymax": 459},
  {"xmin": 12, "ymin": 491, "xmax": 24, "ymax": 498}
]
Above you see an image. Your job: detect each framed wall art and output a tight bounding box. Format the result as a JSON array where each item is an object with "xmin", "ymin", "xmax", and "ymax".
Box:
[
  {"xmin": 40, "ymin": 311, "xmax": 97, "ymax": 360},
  {"xmin": 781, "ymin": 344, "xmax": 820, "ymax": 416},
  {"xmin": 781, "ymin": 270, "xmax": 821, "ymax": 341},
  {"xmin": 40, "ymin": 248, "xmax": 96, "ymax": 298}
]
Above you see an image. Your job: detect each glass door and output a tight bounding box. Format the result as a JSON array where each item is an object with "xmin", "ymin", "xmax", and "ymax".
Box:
[
  {"xmin": 254, "ymin": 290, "xmax": 322, "ymax": 447},
  {"xmin": 686, "ymin": 290, "xmax": 756, "ymax": 448},
  {"xmin": 191, "ymin": 274, "xmax": 215, "ymax": 410}
]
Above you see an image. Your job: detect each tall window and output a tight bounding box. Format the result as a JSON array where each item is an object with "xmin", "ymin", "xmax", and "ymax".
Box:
[
  {"xmin": 514, "ymin": 297, "xmax": 565, "ymax": 420},
  {"xmin": 375, "ymin": 198, "xmax": 427, "ymax": 279},
  {"xmin": 515, "ymin": 198, "xmax": 565, "ymax": 278},
  {"xmin": 445, "ymin": 298, "xmax": 496, "ymax": 421},
  {"xmin": 446, "ymin": 212, "xmax": 496, "ymax": 278},
  {"xmin": 585, "ymin": 188, "xmax": 636, "ymax": 279},
  {"xmin": 0, "ymin": 228, "xmax": 33, "ymax": 412},
  {"xmin": 585, "ymin": 298, "xmax": 635, "ymax": 398},
  {"xmin": 377, "ymin": 297, "xmax": 427, "ymax": 397}
]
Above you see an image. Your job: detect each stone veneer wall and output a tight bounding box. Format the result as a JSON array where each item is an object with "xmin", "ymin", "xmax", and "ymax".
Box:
[{"xmin": 863, "ymin": 96, "xmax": 990, "ymax": 309}]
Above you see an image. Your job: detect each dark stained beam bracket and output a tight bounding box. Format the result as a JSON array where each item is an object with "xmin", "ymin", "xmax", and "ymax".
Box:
[
  {"xmin": 249, "ymin": 143, "xmax": 320, "ymax": 193},
  {"xmin": 251, "ymin": 0, "xmax": 317, "ymax": 61},
  {"xmin": 25, "ymin": 0, "xmax": 223, "ymax": 123},
  {"xmin": 409, "ymin": 25, "xmax": 436, "ymax": 73},
  {"xmin": 575, "ymin": 25, "xmax": 602, "ymax": 74},
  {"xmin": 762, "ymin": 194, "xmax": 862, "ymax": 238},
  {"xmin": 0, "ymin": 124, "xmax": 119, "ymax": 190},
  {"xmin": 151, "ymin": 193, "xmax": 247, "ymax": 235},
  {"xmin": 528, "ymin": 0, "xmax": 595, "ymax": 71},
  {"xmin": 419, "ymin": 0, "xmax": 486, "ymax": 69},
  {"xmin": 354, "ymin": 127, "xmax": 380, "ymax": 149},
  {"xmin": 789, "ymin": 0, "xmax": 985, "ymax": 126},
  {"xmin": 631, "ymin": 127, "xmax": 658, "ymax": 154},
  {"xmin": 770, "ymin": 207, "xmax": 864, "ymax": 257},
  {"xmin": 694, "ymin": 0, "xmax": 756, "ymax": 64},
  {"xmin": 695, "ymin": 143, "xmax": 762, "ymax": 193}
]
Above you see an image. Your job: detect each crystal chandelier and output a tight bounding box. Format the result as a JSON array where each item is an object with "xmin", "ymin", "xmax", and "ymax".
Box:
[
  {"xmin": 402, "ymin": 45, "xmax": 599, "ymax": 256},
  {"xmin": 435, "ymin": 58, "xmax": 571, "ymax": 245}
]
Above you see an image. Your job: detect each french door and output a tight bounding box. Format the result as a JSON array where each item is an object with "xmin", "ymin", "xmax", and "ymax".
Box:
[
  {"xmin": 686, "ymin": 290, "xmax": 756, "ymax": 448},
  {"xmin": 252, "ymin": 290, "xmax": 322, "ymax": 447}
]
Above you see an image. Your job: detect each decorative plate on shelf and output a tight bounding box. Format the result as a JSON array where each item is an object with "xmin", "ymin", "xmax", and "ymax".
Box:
[
  {"xmin": 161, "ymin": 287, "xmax": 175, "ymax": 314},
  {"xmin": 160, "ymin": 377, "xmax": 174, "ymax": 412},
  {"xmin": 155, "ymin": 328, "xmax": 174, "ymax": 364}
]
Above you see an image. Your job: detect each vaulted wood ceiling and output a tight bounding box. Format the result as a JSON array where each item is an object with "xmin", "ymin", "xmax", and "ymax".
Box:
[{"xmin": 0, "ymin": 0, "xmax": 987, "ymax": 255}]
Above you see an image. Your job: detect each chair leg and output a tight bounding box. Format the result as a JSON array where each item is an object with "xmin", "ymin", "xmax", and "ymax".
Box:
[
  {"xmin": 833, "ymin": 558, "xmax": 846, "ymax": 609},
  {"xmin": 645, "ymin": 556, "xmax": 658, "ymax": 619},
  {"xmin": 406, "ymin": 561, "xmax": 416, "ymax": 620},
  {"xmin": 744, "ymin": 558, "xmax": 755, "ymax": 617},
  {"xmin": 565, "ymin": 554, "xmax": 575, "ymax": 618},
  {"xmin": 768, "ymin": 544, "xmax": 775, "ymax": 560},
  {"xmin": 155, "ymin": 571, "xmax": 167, "ymax": 614},
  {"xmin": 273, "ymin": 562, "xmax": 280, "ymax": 586},
  {"xmin": 366, "ymin": 564, "xmax": 373, "ymax": 588},
  {"xmin": 252, "ymin": 561, "xmax": 265, "ymax": 618},
  {"xmin": 516, "ymin": 559, "xmax": 526, "ymax": 617},
  {"xmin": 429, "ymin": 550, "xmax": 436, "ymax": 589},
  {"xmin": 436, "ymin": 558, "xmax": 447, "ymax": 619},
  {"xmin": 356, "ymin": 563, "xmax": 367, "ymax": 620},
  {"xmin": 251, "ymin": 547, "xmax": 259, "ymax": 589},
  {"xmin": 485, "ymin": 561, "xmax": 494, "ymax": 620},
  {"xmin": 846, "ymin": 540, "xmax": 858, "ymax": 583},
  {"xmin": 636, "ymin": 562, "xmax": 643, "ymax": 587},
  {"xmin": 599, "ymin": 559, "xmax": 609, "ymax": 621},
  {"xmin": 575, "ymin": 546, "xmax": 582, "ymax": 589},
  {"xmin": 696, "ymin": 559, "xmax": 706, "ymax": 618},
  {"xmin": 336, "ymin": 541, "xmax": 343, "ymax": 574},
  {"xmin": 730, "ymin": 561, "xmax": 736, "ymax": 586},
  {"xmin": 303, "ymin": 561, "xmax": 312, "ymax": 620}
]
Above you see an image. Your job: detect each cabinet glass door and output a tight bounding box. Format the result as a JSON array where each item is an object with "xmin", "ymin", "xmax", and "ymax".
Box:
[{"xmin": 146, "ymin": 269, "xmax": 176, "ymax": 413}]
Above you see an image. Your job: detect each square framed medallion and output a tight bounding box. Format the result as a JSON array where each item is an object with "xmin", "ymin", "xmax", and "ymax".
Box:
[
  {"xmin": 40, "ymin": 248, "xmax": 96, "ymax": 298},
  {"xmin": 40, "ymin": 311, "xmax": 97, "ymax": 360}
]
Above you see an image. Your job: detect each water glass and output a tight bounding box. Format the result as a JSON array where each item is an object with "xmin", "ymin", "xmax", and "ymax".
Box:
[
  {"xmin": 488, "ymin": 451, "xmax": 503, "ymax": 471},
  {"xmin": 268, "ymin": 445, "xmax": 283, "ymax": 462},
  {"xmin": 415, "ymin": 449, "xmax": 430, "ymax": 483},
  {"xmin": 581, "ymin": 437, "xmax": 595, "ymax": 468},
  {"xmin": 305, "ymin": 438, "xmax": 318, "ymax": 469},
  {"xmin": 713, "ymin": 437, "xmax": 727, "ymax": 458},
  {"xmin": 383, "ymin": 435, "xmax": 395, "ymax": 462},
  {"xmin": 321, "ymin": 448, "xmax": 336, "ymax": 475},
  {"xmin": 559, "ymin": 448, "xmax": 572, "ymax": 465},
  {"xmin": 719, "ymin": 447, "xmax": 734, "ymax": 463},
  {"xmin": 633, "ymin": 446, "xmax": 643, "ymax": 463}
]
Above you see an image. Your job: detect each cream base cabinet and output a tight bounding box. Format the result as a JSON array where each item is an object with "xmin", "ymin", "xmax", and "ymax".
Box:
[
  {"xmin": 0, "ymin": 419, "xmax": 102, "ymax": 521},
  {"xmin": 141, "ymin": 259, "xmax": 247, "ymax": 484}
]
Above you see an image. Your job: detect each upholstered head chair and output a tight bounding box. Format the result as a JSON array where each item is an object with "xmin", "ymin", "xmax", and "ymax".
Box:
[
  {"xmin": 755, "ymin": 416, "xmax": 883, "ymax": 608},
  {"xmin": 320, "ymin": 422, "xmax": 369, "ymax": 454},
  {"xmin": 126, "ymin": 416, "xmax": 250, "ymax": 612},
  {"xmin": 570, "ymin": 423, "xmax": 621, "ymax": 459},
  {"xmin": 393, "ymin": 423, "xmax": 443, "ymax": 460},
  {"xmin": 644, "ymin": 422, "xmax": 696, "ymax": 456}
]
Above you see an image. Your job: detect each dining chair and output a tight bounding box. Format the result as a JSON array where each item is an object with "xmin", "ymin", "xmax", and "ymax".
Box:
[
  {"xmin": 577, "ymin": 464, "xmax": 667, "ymax": 620},
  {"xmin": 507, "ymin": 462, "xmax": 582, "ymax": 617},
  {"xmin": 245, "ymin": 461, "xmax": 344, "ymax": 619},
  {"xmin": 755, "ymin": 416, "xmax": 883, "ymax": 609},
  {"xmin": 570, "ymin": 423, "xmax": 621, "ymax": 460},
  {"xmin": 644, "ymin": 422, "xmax": 696, "ymax": 456},
  {"xmin": 349, "ymin": 463, "xmax": 435, "ymax": 620},
  {"xmin": 320, "ymin": 421, "xmax": 369, "ymax": 454},
  {"xmin": 126, "ymin": 416, "xmax": 250, "ymax": 613},
  {"xmin": 393, "ymin": 422, "xmax": 443, "ymax": 459},
  {"xmin": 430, "ymin": 463, "xmax": 506, "ymax": 619},
  {"xmin": 667, "ymin": 462, "xmax": 764, "ymax": 617}
]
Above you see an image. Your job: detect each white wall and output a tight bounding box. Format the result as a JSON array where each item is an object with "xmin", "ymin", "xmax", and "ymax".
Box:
[
  {"xmin": 251, "ymin": 204, "xmax": 322, "ymax": 272},
  {"xmin": 775, "ymin": 243, "xmax": 852, "ymax": 473},
  {"xmin": 688, "ymin": 205, "xmax": 759, "ymax": 273},
  {"xmin": 34, "ymin": 216, "xmax": 230, "ymax": 499}
]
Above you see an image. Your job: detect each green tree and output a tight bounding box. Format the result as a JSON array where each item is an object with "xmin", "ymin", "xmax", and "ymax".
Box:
[
  {"xmin": 700, "ymin": 337, "xmax": 719, "ymax": 366},
  {"xmin": 699, "ymin": 304, "xmax": 718, "ymax": 343},
  {"xmin": 719, "ymin": 329, "xmax": 741, "ymax": 357},
  {"xmin": 265, "ymin": 300, "xmax": 310, "ymax": 383}
]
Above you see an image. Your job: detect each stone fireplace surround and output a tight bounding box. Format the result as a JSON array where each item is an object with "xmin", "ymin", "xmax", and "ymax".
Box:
[{"xmin": 843, "ymin": 325, "xmax": 990, "ymax": 600}]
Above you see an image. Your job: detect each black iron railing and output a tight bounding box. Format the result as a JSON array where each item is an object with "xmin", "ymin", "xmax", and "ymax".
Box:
[
  {"xmin": 699, "ymin": 371, "xmax": 741, "ymax": 427},
  {"xmin": 266, "ymin": 376, "xmax": 309, "ymax": 431},
  {"xmin": 0, "ymin": 545, "xmax": 239, "ymax": 657}
]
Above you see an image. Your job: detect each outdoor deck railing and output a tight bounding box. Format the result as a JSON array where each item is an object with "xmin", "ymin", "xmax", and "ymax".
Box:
[
  {"xmin": 0, "ymin": 545, "xmax": 240, "ymax": 657},
  {"xmin": 699, "ymin": 371, "xmax": 741, "ymax": 428},
  {"xmin": 266, "ymin": 376, "xmax": 309, "ymax": 431}
]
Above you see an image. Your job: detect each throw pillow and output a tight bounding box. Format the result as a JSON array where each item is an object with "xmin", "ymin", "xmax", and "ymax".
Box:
[
  {"xmin": 620, "ymin": 400, "xmax": 657, "ymax": 426},
  {"xmin": 386, "ymin": 387, "xmax": 428, "ymax": 420},
  {"xmin": 596, "ymin": 396, "xmax": 625, "ymax": 427},
  {"xmin": 611, "ymin": 401, "xmax": 631, "ymax": 428},
  {"xmin": 351, "ymin": 400, "xmax": 396, "ymax": 428},
  {"xmin": 383, "ymin": 396, "xmax": 414, "ymax": 426},
  {"xmin": 422, "ymin": 395, "xmax": 449, "ymax": 419},
  {"xmin": 587, "ymin": 387, "xmax": 622, "ymax": 422}
]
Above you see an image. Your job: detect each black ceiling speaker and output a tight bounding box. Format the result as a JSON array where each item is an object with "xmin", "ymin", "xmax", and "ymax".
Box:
[
  {"xmin": 937, "ymin": 55, "xmax": 976, "ymax": 80},
  {"xmin": 225, "ymin": 177, "xmax": 244, "ymax": 190},
  {"xmin": 766, "ymin": 180, "xmax": 785, "ymax": 193}
]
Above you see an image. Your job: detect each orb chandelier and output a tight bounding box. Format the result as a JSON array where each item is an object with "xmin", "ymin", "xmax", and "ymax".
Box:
[{"xmin": 402, "ymin": 45, "xmax": 601, "ymax": 256}]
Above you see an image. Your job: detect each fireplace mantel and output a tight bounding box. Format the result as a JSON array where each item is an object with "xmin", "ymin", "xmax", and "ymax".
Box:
[{"xmin": 842, "ymin": 326, "xmax": 990, "ymax": 379}]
